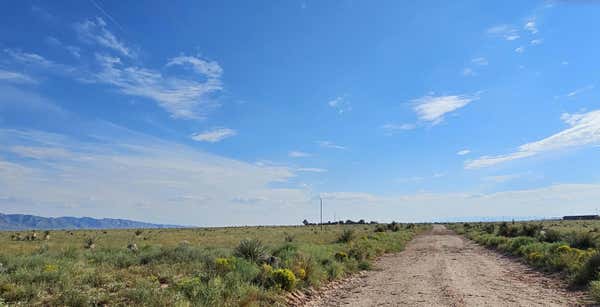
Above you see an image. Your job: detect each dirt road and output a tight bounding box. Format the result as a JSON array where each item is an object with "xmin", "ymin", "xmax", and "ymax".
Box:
[{"xmin": 304, "ymin": 225, "xmax": 586, "ymax": 306}]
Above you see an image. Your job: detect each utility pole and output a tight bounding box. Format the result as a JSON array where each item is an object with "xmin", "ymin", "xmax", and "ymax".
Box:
[{"xmin": 320, "ymin": 197, "xmax": 323, "ymax": 231}]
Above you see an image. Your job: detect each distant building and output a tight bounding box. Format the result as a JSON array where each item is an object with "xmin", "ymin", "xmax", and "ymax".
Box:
[{"xmin": 563, "ymin": 215, "xmax": 600, "ymax": 220}]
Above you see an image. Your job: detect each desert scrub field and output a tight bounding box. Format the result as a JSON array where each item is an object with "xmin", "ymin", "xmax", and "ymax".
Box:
[
  {"xmin": 0, "ymin": 223, "xmax": 425, "ymax": 306},
  {"xmin": 449, "ymin": 220, "xmax": 600, "ymax": 302}
]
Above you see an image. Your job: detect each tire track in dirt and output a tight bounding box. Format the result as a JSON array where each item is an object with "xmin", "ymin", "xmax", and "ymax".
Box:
[{"xmin": 303, "ymin": 225, "xmax": 587, "ymax": 306}]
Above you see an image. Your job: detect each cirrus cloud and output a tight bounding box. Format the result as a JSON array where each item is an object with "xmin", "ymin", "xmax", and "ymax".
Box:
[
  {"xmin": 412, "ymin": 94, "xmax": 479, "ymax": 125},
  {"xmin": 466, "ymin": 110, "xmax": 600, "ymax": 169},
  {"xmin": 191, "ymin": 127, "xmax": 237, "ymax": 142}
]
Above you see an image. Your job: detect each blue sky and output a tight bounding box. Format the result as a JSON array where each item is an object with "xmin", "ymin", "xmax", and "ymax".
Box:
[{"xmin": 2, "ymin": 1, "xmax": 600, "ymax": 226}]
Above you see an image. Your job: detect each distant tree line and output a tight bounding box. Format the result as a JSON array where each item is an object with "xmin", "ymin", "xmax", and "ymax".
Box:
[{"xmin": 302, "ymin": 219, "xmax": 378, "ymax": 226}]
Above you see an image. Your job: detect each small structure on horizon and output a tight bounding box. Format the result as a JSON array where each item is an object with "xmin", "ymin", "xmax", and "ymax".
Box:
[{"xmin": 563, "ymin": 215, "xmax": 600, "ymax": 221}]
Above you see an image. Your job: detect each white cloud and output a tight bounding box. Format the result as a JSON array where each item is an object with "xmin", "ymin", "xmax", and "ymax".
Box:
[
  {"xmin": 0, "ymin": 70, "xmax": 36, "ymax": 84},
  {"xmin": 75, "ymin": 17, "xmax": 135, "ymax": 58},
  {"xmin": 317, "ymin": 141, "xmax": 346, "ymax": 150},
  {"xmin": 524, "ymin": 20, "xmax": 538, "ymax": 34},
  {"xmin": 566, "ymin": 85, "xmax": 594, "ymax": 97},
  {"xmin": 6, "ymin": 25, "xmax": 223, "ymax": 120},
  {"xmin": 530, "ymin": 39, "xmax": 543, "ymax": 46},
  {"xmin": 462, "ymin": 68, "xmax": 475, "ymax": 76},
  {"xmin": 0, "ymin": 128, "xmax": 312, "ymax": 226},
  {"xmin": 327, "ymin": 96, "xmax": 351, "ymax": 114},
  {"xmin": 4, "ymin": 49, "xmax": 74, "ymax": 74},
  {"xmin": 471, "ymin": 57, "xmax": 488, "ymax": 66},
  {"xmin": 320, "ymin": 192, "xmax": 379, "ymax": 203},
  {"xmin": 412, "ymin": 94, "xmax": 478, "ymax": 124},
  {"xmin": 381, "ymin": 123, "xmax": 415, "ymax": 135},
  {"xmin": 515, "ymin": 46, "xmax": 525, "ymax": 53},
  {"xmin": 0, "ymin": 84, "xmax": 67, "ymax": 115},
  {"xmin": 487, "ymin": 25, "xmax": 520, "ymax": 41},
  {"xmin": 482, "ymin": 173, "xmax": 524, "ymax": 183},
  {"xmin": 289, "ymin": 151, "xmax": 311, "ymax": 158},
  {"xmin": 167, "ymin": 55, "xmax": 223, "ymax": 79},
  {"xmin": 191, "ymin": 128, "xmax": 236, "ymax": 142},
  {"xmin": 45, "ymin": 36, "xmax": 81, "ymax": 58},
  {"xmin": 457, "ymin": 149, "xmax": 471, "ymax": 156},
  {"xmin": 9, "ymin": 146, "xmax": 72, "ymax": 160},
  {"xmin": 93, "ymin": 54, "xmax": 222, "ymax": 119},
  {"xmin": 313, "ymin": 184, "xmax": 600, "ymax": 222},
  {"xmin": 466, "ymin": 110, "xmax": 600, "ymax": 169},
  {"xmin": 296, "ymin": 167, "xmax": 327, "ymax": 173}
]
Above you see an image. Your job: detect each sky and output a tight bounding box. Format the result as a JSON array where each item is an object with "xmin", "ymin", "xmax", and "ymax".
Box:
[{"xmin": 2, "ymin": 1, "xmax": 600, "ymax": 226}]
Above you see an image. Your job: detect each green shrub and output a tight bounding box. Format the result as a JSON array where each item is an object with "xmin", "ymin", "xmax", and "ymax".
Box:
[
  {"xmin": 482, "ymin": 224, "xmax": 495, "ymax": 234},
  {"xmin": 215, "ymin": 258, "xmax": 232, "ymax": 273},
  {"xmin": 505, "ymin": 237, "xmax": 537, "ymax": 255},
  {"xmin": 567, "ymin": 232, "xmax": 597, "ymax": 249},
  {"xmin": 334, "ymin": 251, "xmax": 348, "ymax": 262},
  {"xmin": 337, "ymin": 229, "xmax": 355, "ymax": 243},
  {"xmin": 589, "ymin": 280, "xmax": 600, "ymax": 302},
  {"xmin": 271, "ymin": 269, "xmax": 296, "ymax": 291},
  {"xmin": 572, "ymin": 253, "xmax": 600, "ymax": 286},
  {"xmin": 358, "ymin": 260, "xmax": 372, "ymax": 270},
  {"xmin": 234, "ymin": 239, "xmax": 268, "ymax": 263},
  {"xmin": 387, "ymin": 222, "xmax": 400, "ymax": 232},
  {"xmin": 374, "ymin": 225, "xmax": 387, "ymax": 232},
  {"xmin": 519, "ymin": 224, "xmax": 542, "ymax": 237},
  {"xmin": 540, "ymin": 229, "xmax": 562, "ymax": 243}
]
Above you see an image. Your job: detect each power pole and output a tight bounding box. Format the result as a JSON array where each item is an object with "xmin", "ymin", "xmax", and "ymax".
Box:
[{"xmin": 320, "ymin": 197, "xmax": 323, "ymax": 231}]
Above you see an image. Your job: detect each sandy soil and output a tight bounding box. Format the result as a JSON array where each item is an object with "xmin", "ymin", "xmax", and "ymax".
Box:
[{"xmin": 303, "ymin": 225, "xmax": 587, "ymax": 306}]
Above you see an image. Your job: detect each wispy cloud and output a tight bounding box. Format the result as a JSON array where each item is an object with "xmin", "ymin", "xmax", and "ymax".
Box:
[
  {"xmin": 9, "ymin": 145, "xmax": 73, "ymax": 160},
  {"xmin": 515, "ymin": 46, "xmax": 525, "ymax": 53},
  {"xmin": 530, "ymin": 39, "xmax": 543, "ymax": 46},
  {"xmin": 289, "ymin": 151, "xmax": 311, "ymax": 158},
  {"xmin": 75, "ymin": 17, "xmax": 135, "ymax": 58},
  {"xmin": 0, "ymin": 70, "xmax": 36, "ymax": 84},
  {"xmin": 93, "ymin": 54, "xmax": 222, "ymax": 119},
  {"xmin": 462, "ymin": 68, "xmax": 475, "ymax": 77},
  {"xmin": 412, "ymin": 94, "xmax": 478, "ymax": 125},
  {"xmin": 566, "ymin": 85, "xmax": 594, "ymax": 97},
  {"xmin": 191, "ymin": 127, "xmax": 236, "ymax": 142},
  {"xmin": 466, "ymin": 110, "xmax": 600, "ymax": 169},
  {"xmin": 45, "ymin": 36, "xmax": 81, "ymax": 58},
  {"xmin": 381, "ymin": 123, "xmax": 415, "ymax": 135},
  {"xmin": 457, "ymin": 149, "xmax": 471, "ymax": 156},
  {"xmin": 0, "ymin": 128, "xmax": 310, "ymax": 226},
  {"xmin": 471, "ymin": 57, "xmax": 488, "ymax": 66},
  {"xmin": 524, "ymin": 20, "xmax": 538, "ymax": 34},
  {"xmin": 482, "ymin": 173, "xmax": 525, "ymax": 183},
  {"xmin": 167, "ymin": 55, "xmax": 223, "ymax": 79},
  {"xmin": 4, "ymin": 49, "xmax": 75, "ymax": 74},
  {"xmin": 317, "ymin": 141, "xmax": 346, "ymax": 150},
  {"xmin": 327, "ymin": 96, "xmax": 351, "ymax": 114},
  {"xmin": 487, "ymin": 25, "xmax": 520, "ymax": 41},
  {"xmin": 296, "ymin": 167, "xmax": 327, "ymax": 173},
  {"xmin": 320, "ymin": 192, "xmax": 379, "ymax": 203}
]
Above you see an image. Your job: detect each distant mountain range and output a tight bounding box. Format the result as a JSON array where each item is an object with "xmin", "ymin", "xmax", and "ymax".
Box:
[{"xmin": 0, "ymin": 213, "xmax": 181, "ymax": 230}]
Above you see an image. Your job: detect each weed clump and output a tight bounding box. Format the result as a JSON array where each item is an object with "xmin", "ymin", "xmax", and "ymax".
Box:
[
  {"xmin": 334, "ymin": 251, "xmax": 348, "ymax": 262},
  {"xmin": 234, "ymin": 239, "xmax": 268, "ymax": 263},
  {"xmin": 271, "ymin": 269, "xmax": 296, "ymax": 291},
  {"xmin": 567, "ymin": 232, "xmax": 597, "ymax": 249},
  {"xmin": 337, "ymin": 229, "xmax": 355, "ymax": 243}
]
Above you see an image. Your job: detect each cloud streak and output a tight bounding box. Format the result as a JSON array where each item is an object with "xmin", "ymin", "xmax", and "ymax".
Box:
[
  {"xmin": 317, "ymin": 141, "xmax": 346, "ymax": 150},
  {"xmin": 75, "ymin": 17, "xmax": 135, "ymax": 58},
  {"xmin": 466, "ymin": 110, "xmax": 600, "ymax": 169},
  {"xmin": 0, "ymin": 128, "xmax": 311, "ymax": 226},
  {"xmin": 191, "ymin": 127, "xmax": 236, "ymax": 142},
  {"xmin": 412, "ymin": 94, "xmax": 478, "ymax": 125}
]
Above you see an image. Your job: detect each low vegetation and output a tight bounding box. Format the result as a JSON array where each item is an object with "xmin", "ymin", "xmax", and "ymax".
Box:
[
  {"xmin": 0, "ymin": 223, "xmax": 425, "ymax": 306},
  {"xmin": 449, "ymin": 220, "xmax": 600, "ymax": 302}
]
